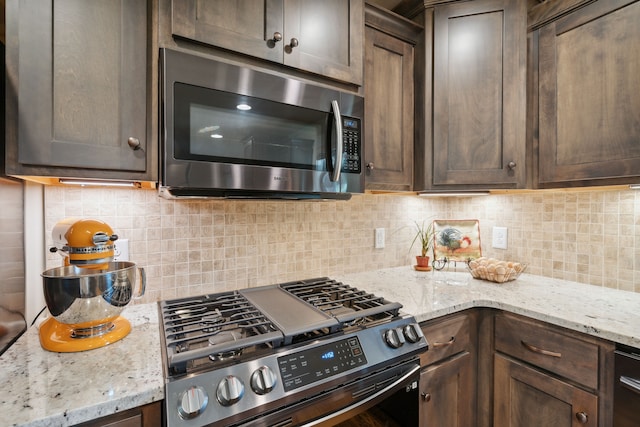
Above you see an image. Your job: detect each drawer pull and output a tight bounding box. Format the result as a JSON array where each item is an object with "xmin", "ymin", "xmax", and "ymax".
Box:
[
  {"xmin": 433, "ymin": 336, "xmax": 456, "ymax": 348},
  {"xmin": 521, "ymin": 340, "xmax": 561, "ymax": 358}
]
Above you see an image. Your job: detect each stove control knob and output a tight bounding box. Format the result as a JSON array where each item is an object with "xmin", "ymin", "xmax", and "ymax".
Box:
[
  {"xmin": 178, "ymin": 386, "xmax": 208, "ymax": 420},
  {"xmin": 217, "ymin": 375, "xmax": 245, "ymax": 406},
  {"xmin": 384, "ymin": 328, "xmax": 405, "ymax": 349},
  {"xmin": 403, "ymin": 323, "xmax": 423, "ymax": 344},
  {"xmin": 251, "ymin": 366, "xmax": 277, "ymax": 395}
]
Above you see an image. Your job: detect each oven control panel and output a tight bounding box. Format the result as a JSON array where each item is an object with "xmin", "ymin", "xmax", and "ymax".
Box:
[{"xmin": 277, "ymin": 337, "xmax": 367, "ymax": 392}]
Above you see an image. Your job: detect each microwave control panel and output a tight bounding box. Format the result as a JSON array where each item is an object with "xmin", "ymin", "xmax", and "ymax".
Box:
[{"xmin": 342, "ymin": 118, "xmax": 362, "ymax": 174}]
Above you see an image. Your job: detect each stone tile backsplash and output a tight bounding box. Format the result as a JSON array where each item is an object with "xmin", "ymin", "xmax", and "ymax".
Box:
[{"xmin": 40, "ymin": 186, "xmax": 640, "ymax": 302}]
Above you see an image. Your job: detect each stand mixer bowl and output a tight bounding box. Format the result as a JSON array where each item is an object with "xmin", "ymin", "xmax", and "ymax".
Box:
[{"xmin": 42, "ymin": 261, "xmax": 145, "ymax": 331}]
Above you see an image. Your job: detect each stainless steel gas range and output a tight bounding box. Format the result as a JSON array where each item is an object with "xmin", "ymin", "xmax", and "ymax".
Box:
[{"xmin": 159, "ymin": 278, "xmax": 429, "ymax": 426}]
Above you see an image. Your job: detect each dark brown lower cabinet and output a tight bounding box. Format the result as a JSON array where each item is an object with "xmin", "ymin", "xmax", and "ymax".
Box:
[
  {"xmin": 74, "ymin": 401, "xmax": 162, "ymax": 427},
  {"xmin": 494, "ymin": 354, "xmax": 597, "ymax": 427},
  {"xmin": 419, "ymin": 311, "xmax": 477, "ymax": 427},
  {"xmin": 420, "ymin": 351, "xmax": 475, "ymax": 427}
]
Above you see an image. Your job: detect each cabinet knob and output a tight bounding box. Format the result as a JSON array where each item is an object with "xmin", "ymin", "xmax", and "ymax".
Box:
[
  {"xmin": 507, "ymin": 161, "xmax": 517, "ymax": 170},
  {"xmin": 421, "ymin": 392, "xmax": 431, "ymax": 402},
  {"xmin": 289, "ymin": 38, "xmax": 299, "ymax": 48},
  {"xmin": 575, "ymin": 412, "xmax": 588, "ymax": 424},
  {"xmin": 127, "ymin": 137, "xmax": 141, "ymax": 151},
  {"xmin": 366, "ymin": 162, "xmax": 375, "ymax": 170},
  {"xmin": 272, "ymin": 32, "xmax": 282, "ymax": 43}
]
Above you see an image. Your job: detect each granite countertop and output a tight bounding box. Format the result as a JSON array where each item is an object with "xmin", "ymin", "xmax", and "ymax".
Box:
[
  {"xmin": 2, "ymin": 267, "xmax": 640, "ymax": 426},
  {"xmin": 335, "ymin": 267, "xmax": 640, "ymax": 348},
  {"xmin": 0, "ymin": 304, "xmax": 164, "ymax": 427}
]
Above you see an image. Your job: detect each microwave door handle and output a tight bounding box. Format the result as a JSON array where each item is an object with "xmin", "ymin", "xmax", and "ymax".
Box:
[{"xmin": 330, "ymin": 100, "xmax": 343, "ymax": 182}]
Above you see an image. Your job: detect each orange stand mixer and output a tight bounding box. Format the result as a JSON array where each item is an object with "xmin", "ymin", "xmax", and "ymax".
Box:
[{"xmin": 39, "ymin": 218, "xmax": 145, "ymax": 352}]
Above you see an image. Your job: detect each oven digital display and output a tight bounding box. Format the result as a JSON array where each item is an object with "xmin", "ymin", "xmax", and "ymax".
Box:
[{"xmin": 278, "ymin": 337, "xmax": 367, "ymax": 392}]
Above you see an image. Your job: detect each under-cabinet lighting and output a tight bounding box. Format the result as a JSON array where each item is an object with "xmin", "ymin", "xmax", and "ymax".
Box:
[
  {"xmin": 630, "ymin": 184, "xmax": 640, "ymax": 190},
  {"xmin": 418, "ymin": 191, "xmax": 490, "ymax": 197},
  {"xmin": 59, "ymin": 179, "xmax": 140, "ymax": 188}
]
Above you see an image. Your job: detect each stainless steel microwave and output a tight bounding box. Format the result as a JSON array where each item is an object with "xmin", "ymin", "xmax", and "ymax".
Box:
[{"xmin": 159, "ymin": 48, "xmax": 364, "ymax": 200}]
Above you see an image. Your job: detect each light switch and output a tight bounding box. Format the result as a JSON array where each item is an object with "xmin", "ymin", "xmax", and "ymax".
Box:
[{"xmin": 374, "ymin": 228, "xmax": 385, "ymax": 249}]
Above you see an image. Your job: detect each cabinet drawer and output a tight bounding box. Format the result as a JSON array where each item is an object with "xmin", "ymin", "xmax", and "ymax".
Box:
[
  {"xmin": 420, "ymin": 312, "xmax": 472, "ymax": 366},
  {"xmin": 494, "ymin": 313, "xmax": 599, "ymax": 389}
]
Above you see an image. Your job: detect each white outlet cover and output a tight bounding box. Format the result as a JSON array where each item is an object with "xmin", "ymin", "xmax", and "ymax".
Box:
[
  {"xmin": 492, "ymin": 227, "xmax": 508, "ymax": 249},
  {"xmin": 114, "ymin": 238, "xmax": 129, "ymax": 261},
  {"xmin": 375, "ymin": 228, "xmax": 385, "ymax": 249}
]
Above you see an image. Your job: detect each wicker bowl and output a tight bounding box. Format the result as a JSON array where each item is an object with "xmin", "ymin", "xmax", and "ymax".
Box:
[{"xmin": 467, "ymin": 257, "xmax": 526, "ymax": 283}]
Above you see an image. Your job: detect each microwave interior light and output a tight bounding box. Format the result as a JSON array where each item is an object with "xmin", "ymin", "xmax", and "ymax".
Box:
[
  {"xmin": 198, "ymin": 125, "xmax": 220, "ymax": 133},
  {"xmin": 236, "ymin": 103, "xmax": 252, "ymax": 111},
  {"xmin": 210, "ymin": 133, "xmax": 223, "ymax": 139}
]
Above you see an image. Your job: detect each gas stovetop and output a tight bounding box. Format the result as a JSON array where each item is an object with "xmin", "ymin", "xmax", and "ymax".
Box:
[
  {"xmin": 159, "ymin": 277, "xmax": 428, "ymax": 427},
  {"xmin": 159, "ymin": 277, "xmax": 403, "ymax": 376}
]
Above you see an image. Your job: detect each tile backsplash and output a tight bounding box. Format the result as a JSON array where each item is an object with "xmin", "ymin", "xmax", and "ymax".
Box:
[
  {"xmin": 0, "ymin": 179, "xmax": 25, "ymax": 313},
  {"xmin": 39, "ymin": 186, "xmax": 640, "ymax": 302}
]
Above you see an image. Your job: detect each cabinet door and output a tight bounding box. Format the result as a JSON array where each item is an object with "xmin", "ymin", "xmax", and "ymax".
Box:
[
  {"xmin": 8, "ymin": 0, "xmax": 148, "ymax": 174},
  {"xmin": 364, "ymin": 25, "xmax": 414, "ymax": 191},
  {"xmin": 419, "ymin": 351, "xmax": 475, "ymax": 427},
  {"xmin": 430, "ymin": 0, "xmax": 526, "ymax": 188},
  {"xmin": 171, "ymin": 0, "xmax": 363, "ymax": 85},
  {"xmin": 494, "ymin": 354, "xmax": 598, "ymax": 427},
  {"xmin": 284, "ymin": 0, "xmax": 363, "ymax": 85},
  {"xmin": 171, "ymin": 0, "xmax": 284, "ymax": 63},
  {"xmin": 75, "ymin": 401, "xmax": 162, "ymax": 427},
  {"xmin": 537, "ymin": 0, "xmax": 640, "ymax": 185}
]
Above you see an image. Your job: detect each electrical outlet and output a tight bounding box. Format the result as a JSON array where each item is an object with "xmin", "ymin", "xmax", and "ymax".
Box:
[
  {"xmin": 492, "ymin": 227, "xmax": 508, "ymax": 249},
  {"xmin": 374, "ymin": 228, "xmax": 385, "ymax": 249},
  {"xmin": 114, "ymin": 239, "xmax": 129, "ymax": 261}
]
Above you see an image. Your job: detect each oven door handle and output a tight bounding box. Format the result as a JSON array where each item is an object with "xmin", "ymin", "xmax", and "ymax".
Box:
[
  {"xmin": 330, "ymin": 100, "xmax": 343, "ymax": 183},
  {"xmin": 301, "ymin": 363, "xmax": 421, "ymax": 427},
  {"xmin": 620, "ymin": 375, "xmax": 640, "ymax": 395}
]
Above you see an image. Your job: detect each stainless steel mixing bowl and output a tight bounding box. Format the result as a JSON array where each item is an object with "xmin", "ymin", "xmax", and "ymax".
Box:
[{"xmin": 41, "ymin": 261, "xmax": 146, "ymax": 327}]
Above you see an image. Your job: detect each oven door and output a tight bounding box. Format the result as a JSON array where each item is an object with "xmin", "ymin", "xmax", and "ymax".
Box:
[
  {"xmin": 160, "ymin": 48, "xmax": 364, "ymax": 199},
  {"xmin": 238, "ymin": 360, "xmax": 420, "ymax": 427}
]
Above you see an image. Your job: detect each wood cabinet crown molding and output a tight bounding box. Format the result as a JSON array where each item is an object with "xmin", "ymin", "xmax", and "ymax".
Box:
[{"xmin": 365, "ymin": 1, "xmax": 423, "ymax": 44}]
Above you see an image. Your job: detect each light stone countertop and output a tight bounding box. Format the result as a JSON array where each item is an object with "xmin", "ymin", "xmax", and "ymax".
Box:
[
  {"xmin": 335, "ymin": 266, "xmax": 640, "ymax": 348},
  {"xmin": 2, "ymin": 267, "xmax": 640, "ymax": 426},
  {"xmin": 0, "ymin": 304, "xmax": 164, "ymax": 427}
]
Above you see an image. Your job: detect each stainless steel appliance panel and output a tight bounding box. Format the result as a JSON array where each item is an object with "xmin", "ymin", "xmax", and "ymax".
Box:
[
  {"xmin": 160, "ymin": 48, "xmax": 364, "ymax": 199},
  {"xmin": 614, "ymin": 347, "xmax": 640, "ymax": 427}
]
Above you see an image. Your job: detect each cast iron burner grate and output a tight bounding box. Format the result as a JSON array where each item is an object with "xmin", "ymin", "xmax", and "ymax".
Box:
[
  {"xmin": 280, "ymin": 277, "xmax": 402, "ymax": 326},
  {"xmin": 160, "ymin": 292, "xmax": 283, "ymax": 375}
]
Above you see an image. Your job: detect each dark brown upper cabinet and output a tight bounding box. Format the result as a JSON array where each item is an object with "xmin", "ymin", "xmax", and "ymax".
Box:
[
  {"xmin": 171, "ymin": 0, "xmax": 364, "ymax": 85},
  {"xmin": 4, "ymin": 0, "xmax": 155, "ymax": 182},
  {"xmin": 363, "ymin": 3, "xmax": 422, "ymax": 191},
  {"xmin": 531, "ymin": 0, "xmax": 640, "ymax": 188},
  {"xmin": 414, "ymin": 0, "xmax": 527, "ymax": 191}
]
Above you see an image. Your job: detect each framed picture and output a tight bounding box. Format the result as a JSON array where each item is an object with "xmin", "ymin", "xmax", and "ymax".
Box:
[{"xmin": 433, "ymin": 219, "xmax": 482, "ymax": 262}]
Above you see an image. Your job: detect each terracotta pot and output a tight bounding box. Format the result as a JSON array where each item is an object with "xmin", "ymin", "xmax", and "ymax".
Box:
[{"xmin": 416, "ymin": 255, "xmax": 430, "ymax": 268}]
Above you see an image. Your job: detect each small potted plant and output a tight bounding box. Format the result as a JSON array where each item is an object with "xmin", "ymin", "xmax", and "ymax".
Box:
[{"xmin": 410, "ymin": 220, "xmax": 435, "ymax": 269}]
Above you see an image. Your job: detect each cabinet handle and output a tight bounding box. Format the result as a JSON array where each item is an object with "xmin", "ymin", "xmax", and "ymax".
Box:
[
  {"xmin": 507, "ymin": 161, "xmax": 517, "ymax": 170},
  {"xmin": 575, "ymin": 411, "xmax": 588, "ymax": 424},
  {"xmin": 366, "ymin": 162, "xmax": 374, "ymax": 170},
  {"xmin": 521, "ymin": 340, "xmax": 561, "ymax": 358},
  {"xmin": 127, "ymin": 137, "xmax": 141, "ymax": 151},
  {"xmin": 289, "ymin": 38, "xmax": 299, "ymax": 48},
  {"xmin": 272, "ymin": 32, "xmax": 282, "ymax": 43},
  {"xmin": 433, "ymin": 336, "xmax": 456, "ymax": 348},
  {"xmin": 421, "ymin": 392, "xmax": 431, "ymax": 402}
]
